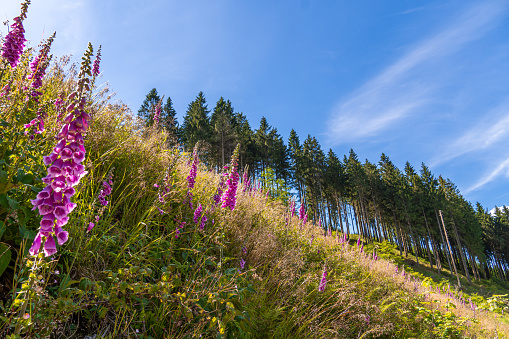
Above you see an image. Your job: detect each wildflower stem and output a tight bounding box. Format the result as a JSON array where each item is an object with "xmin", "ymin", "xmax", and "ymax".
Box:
[{"xmin": 13, "ymin": 256, "xmax": 39, "ymax": 336}]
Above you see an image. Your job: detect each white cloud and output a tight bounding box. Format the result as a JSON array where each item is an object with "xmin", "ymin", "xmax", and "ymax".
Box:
[
  {"xmin": 465, "ymin": 156, "xmax": 509, "ymax": 193},
  {"xmin": 1, "ymin": 0, "xmax": 93, "ymax": 57},
  {"xmin": 326, "ymin": 1, "xmax": 507, "ymax": 145},
  {"xmin": 431, "ymin": 99, "xmax": 509, "ymax": 167}
]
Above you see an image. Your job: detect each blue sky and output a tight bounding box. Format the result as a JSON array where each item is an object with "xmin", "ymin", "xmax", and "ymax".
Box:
[{"xmin": 2, "ymin": 0, "xmax": 509, "ymax": 210}]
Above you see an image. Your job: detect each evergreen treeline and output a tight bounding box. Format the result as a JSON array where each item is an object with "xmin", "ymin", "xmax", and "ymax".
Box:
[{"xmin": 139, "ymin": 88, "xmax": 509, "ymax": 285}]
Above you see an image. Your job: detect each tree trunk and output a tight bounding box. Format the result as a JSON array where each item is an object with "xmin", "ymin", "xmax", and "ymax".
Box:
[
  {"xmin": 439, "ymin": 210, "xmax": 462, "ymax": 289},
  {"xmin": 436, "ymin": 209, "xmax": 452, "ymax": 275},
  {"xmin": 449, "ymin": 214, "xmax": 472, "ymax": 284},
  {"xmin": 402, "ymin": 201, "xmax": 419, "ymax": 265},
  {"xmin": 336, "ymin": 197, "xmax": 345, "ymax": 235},
  {"xmin": 421, "ymin": 208, "xmax": 436, "ymax": 270},
  {"xmin": 343, "ymin": 200, "xmax": 351, "ymax": 240},
  {"xmin": 393, "ymin": 211, "xmax": 404, "ymax": 257}
]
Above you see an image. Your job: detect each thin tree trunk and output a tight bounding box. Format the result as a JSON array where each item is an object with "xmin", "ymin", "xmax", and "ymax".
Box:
[
  {"xmin": 439, "ymin": 210, "xmax": 462, "ymax": 289},
  {"xmin": 336, "ymin": 197, "xmax": 345, "ymax": 235},
  {"xmin": 402, "ymin": 201, "xmax": 419, "ymax": 265},
  {"xmin": 393, "ymin": 211, "xmax": 404, "ymax": 257},
  {"xmin": 436, "ymin": 209, "xmax": 452, "ymax": 274},
  {"xmin": 449, "ymin": 214, "xmax": 472, "ymax": 284}
]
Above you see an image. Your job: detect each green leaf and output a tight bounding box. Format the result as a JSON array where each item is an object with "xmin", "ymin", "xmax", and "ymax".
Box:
[
  {"xmin": 0, "ymin": 171, "xmax": 7, "ymax": 184},
  {"xmin": 0, "ymin": 244, "xmax": 12, "ymax": 277},
  {"xmin": 0, "ymin": 221, "xmax": 5, "ymax": 240},
  {"xmin": 6, "ymin": 195, "xmax": 19, "ymax": 210},
  {"xmin": 21, "ymin": 173, "xmax": 34, "ymax": 185},
  {"xmin": 0, "ymin": 194, "xmax": 8, "ymax": 208}
]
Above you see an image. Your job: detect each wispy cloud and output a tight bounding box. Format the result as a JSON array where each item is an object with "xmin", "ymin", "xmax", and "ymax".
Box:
[
  {"xmin": 431, "ymin": 98, "xmax": 509, "ymax": 167},
  {"xmin": 395, "ymin": 6, "xmax": 427, "ymax": 16},
  {"xmin": 2, "ymin": 0, "xmax": 92, "ymax": 57},
  {"xmin": 466, "ymin": 157, "xmax": 509, "ymax": 193},
  {"xmin": 326, "ymin": 1, "xmax": 507, "ymax": 145}
]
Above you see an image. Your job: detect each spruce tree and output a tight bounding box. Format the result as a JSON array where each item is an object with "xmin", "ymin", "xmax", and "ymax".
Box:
[
  {"xmin": 181, "ymin": 91, "xmax": 211, "ymax": 150},
  {"xmin": 163, "ymin": 96, "xmax": 180, "ymax": 144},
  {"xmin": 138, "ymin": 88, "xmax": 160, "ymax": 125},
  {"xmin": 210, "ymin": 97, "xmax": 236, "ymax": 168}
]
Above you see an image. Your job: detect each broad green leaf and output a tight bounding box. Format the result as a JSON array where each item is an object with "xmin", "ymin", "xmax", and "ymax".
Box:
[{"xmin": 0, "ymin": 244, "xmax": 12, "ymax": 277}]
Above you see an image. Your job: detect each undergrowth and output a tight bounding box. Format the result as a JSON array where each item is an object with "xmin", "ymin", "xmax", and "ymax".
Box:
[{"xmin": 0, "ymin": 3, "xmax": 507, "ymax": 338}]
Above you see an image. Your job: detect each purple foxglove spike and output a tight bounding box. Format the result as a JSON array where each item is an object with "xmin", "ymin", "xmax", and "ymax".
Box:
[
  {"xmin": 37, "ymin": 186, "xmax": 52, "ymax": 199},
  {"xmin": 54, "ymin": 140, "xmax": 67, "ymax": 153},
  {"xmin": 68, "ymin": 121, "xmax": 77, "ymax": 135},
  {"xmin": 43, "ymin": 153, "xmax": 58, "ymax": 166},
  {"xmin": 66, "ymin": 202, "xmax": 77, "ymax": 214},
  {"xmin": 60, "ymin": 148, "xmax": 73, "ymax": 160},
  {"xmin": 66, "ymin": 175, "xmax": 81, "ymax": 186},
  {"xmin": 200, "ymin": 215, "xmax": 207, "ymax": 230},
  {"xmin": 52, "ymin": 192, "xmax": 62, "ymax": 204},
  {"xmin": 74, "ymin": 166, "xmax": 87, "ymax": 177},
  {"xmin": 57, "ymin": 124, "xmax": 69, "ymax": 139},
  {"xmin": 298, "ymin": 203, "xmax": 305, "ymax": 220},
  {"xmin": 38, "ymin": 204, "xmax": 54, "ymax": 215},
  {"xmin": 193, "ymin": 204, "xmax": 203, "ymax": 224},
  {"xmin": 29, "ymin": 234, "xmax": 42, "ymax": 256},
  {"xmin": 54, "ymin": 226, "xmax": 68, "ymax": 245},
  {"xmin": 73, "ymin": 150, "xmax": 85, "ymax": 163},
  {"xmin": 53, "ymin": 206, "xmax": 68, "ymax": 219},
  {"xmin": 56, "ymin": 216, "xmax": 69, "ymax": 227},
  {"xmin": 48, "ymin": 165, "xmax": 62, "ymax": 177},
  {"xmin": 318, "ymin": 267, "xmax": 327, "ymax": 292},
  {"xmin": 92, "ymin": 46, "xmax": 101, "ymax": 76},
  {"xmin": 30, "ymin": 199, "xmax": 42, "ymax": 210},
  {"xmin": 43, "ymin": 236, "xmax": 57, "ymax": 257},
  {"xmin": 40, "ymin": 217, "xmax": 54, "ymax": 231},
  {"xmin": 87, "ymin": 222, "xmax": 95, "ymax": 232},
  {"xmin": 1, "ymin": 16, "xmax": 27, "ymax": 68}
]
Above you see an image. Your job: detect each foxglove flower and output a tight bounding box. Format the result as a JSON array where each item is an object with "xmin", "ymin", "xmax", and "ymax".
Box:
[
  {"xmin": 92, "ymin": 45, "xmax": 101, "ymax": 76},
  {"xmin": 27, "ymin": 33, "xmax": 55, "ymax": 99},
  {"xmin": 24, "ymin": 108, "xmax": 46, "ymax": 138},
  {"xmin": 88, "ymin": 173, "xmax": 114, "ymax": 232},
  {"xmin": 98, "ymin": 177, "xmax": 113, "ymax": 206},
  {"xmin": 193, "ymin": 203, "xmax": 203, "ymax": 224},
  {"xmin": 289, "ymin": 200, "xmax": 296, "ymax": 217},
  {"xmin": 318, "ymin": 267, "xmax": 327, "ymax": 292},
  {"xmin": 186, "ymin": 146, "xmax": 199, "ymax": 189},
  {"xmin": 0, "ymin": 83, "xmax": 11, "ymax": 97},
  {"xmin": 175, "ymin": 221, "xmax": 186, "ymax": 239},
  {"xmin": 221, "ymin": 144, "xmax": 240, "ymax": 210},
  {"xmin": 240, "ymin": 258, "xmax": 246, "ymax": 270},
  {"xmin": 29, "ymin": 43, "xmax": 95, "ymax": 256},
  {"xmin": 200, "ymin": 214, "xmax": 207, "ymax": 230},
  {"xmin": 1, "ymin": 1, "xmax": 29, "ymax": 68},
  {"xmin": 153, "ymin": 98, "xmax": 161, "ymax": 126},
  {"xmin": 242, "ymin": 172, "xmax": 250, "ymax": 192},
  {"xmin": 298, "ymin": 203, "xmax": 305, "ymax": 220}
]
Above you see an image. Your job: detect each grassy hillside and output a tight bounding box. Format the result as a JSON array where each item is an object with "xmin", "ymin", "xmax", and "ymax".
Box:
[
  {"xmin": 0, "ymin": 7, "xmax": 508, "ymax": 337},
  {"xmin": 0, "ymin": 65, "xmax": 506, "ymax": 338}
]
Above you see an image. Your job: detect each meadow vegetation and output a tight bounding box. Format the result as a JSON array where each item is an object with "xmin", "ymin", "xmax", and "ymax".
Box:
[{"xmin": 0, "ymin": 1, "xmax": 508, "ymax": 338}]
